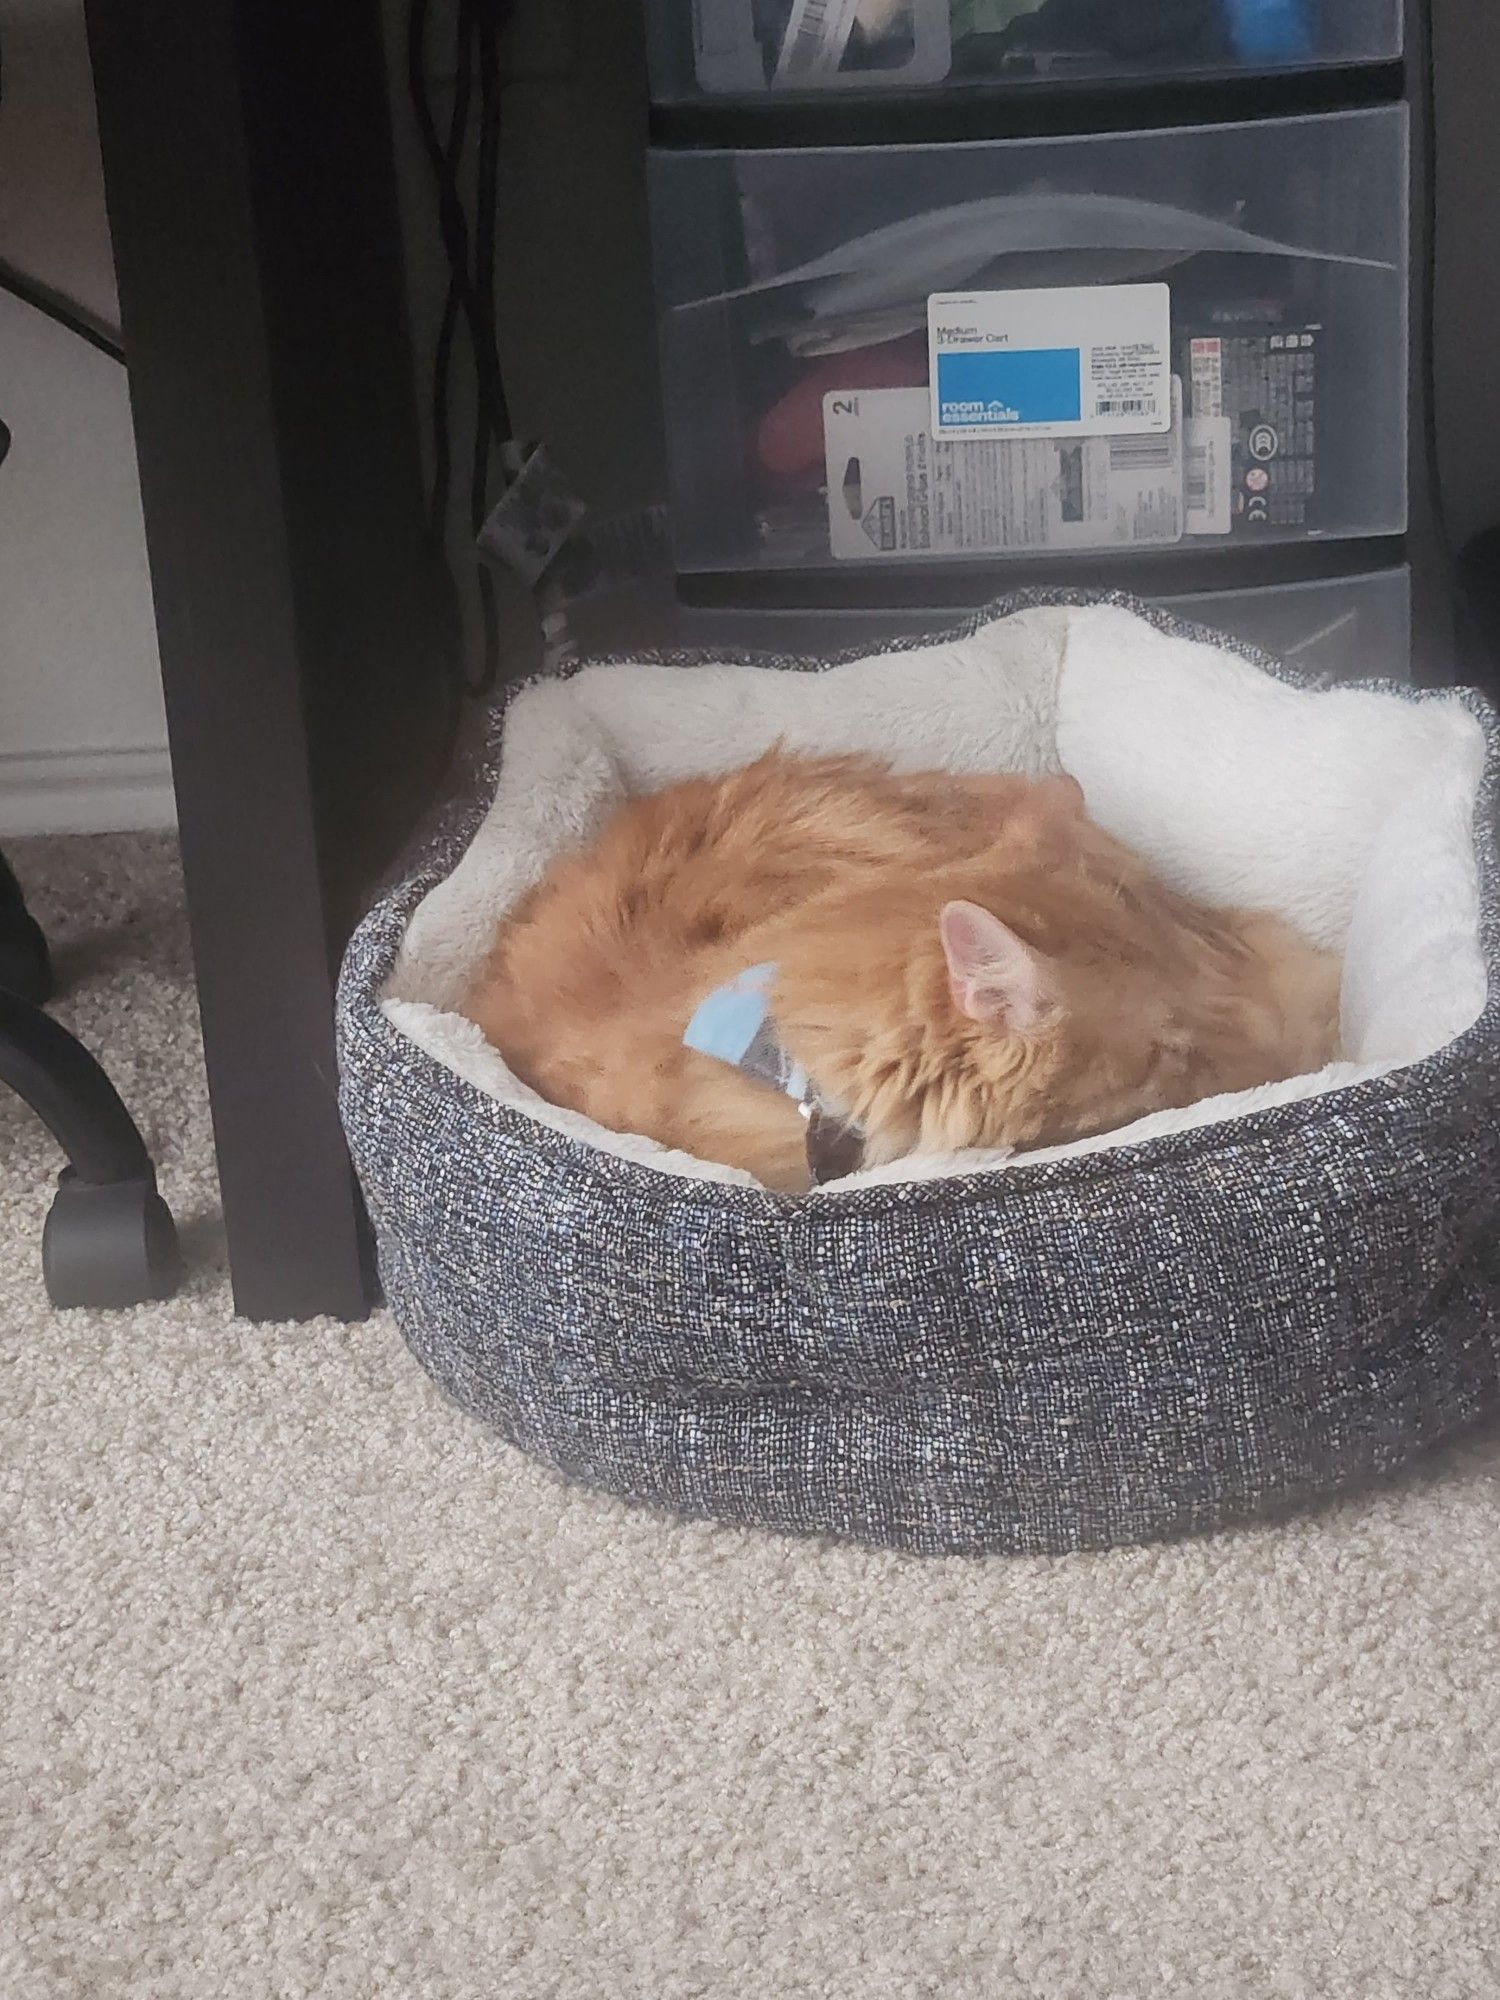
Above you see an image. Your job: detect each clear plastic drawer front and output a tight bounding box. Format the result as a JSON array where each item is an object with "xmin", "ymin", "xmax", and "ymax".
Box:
[
  {"xmin": 675, "ymin": 567, "xmax": 1415, "ymax": 682},
  {"xmin": 650, "ymin": 108, "xmax": 1409, "ymax": 574}
]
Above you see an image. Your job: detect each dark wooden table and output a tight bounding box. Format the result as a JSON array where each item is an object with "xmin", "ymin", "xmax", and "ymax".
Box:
[{"xmin": 85, "ymin": 4, "xmax": 456, "ymax": 1319}]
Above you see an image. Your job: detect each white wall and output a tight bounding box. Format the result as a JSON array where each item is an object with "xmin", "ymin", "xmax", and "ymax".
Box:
[{"xmin": 0, "ymin": 0, "xmax": 172, "ymax": 835}]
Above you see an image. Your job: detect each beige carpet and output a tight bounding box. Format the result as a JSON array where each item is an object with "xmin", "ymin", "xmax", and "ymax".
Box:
[{"xmin": 3, "ymin": 833, "xmax": 1498, "ymax": 2000}]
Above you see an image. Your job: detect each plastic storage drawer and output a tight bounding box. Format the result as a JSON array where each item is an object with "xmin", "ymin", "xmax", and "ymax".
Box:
[
  {"xmin": 674, "ymin": 567, "xmax": 1414, "ymax": 682},
  {"xmin": 650, "ymin": 107, "xmax": 1409, "ymax": 575},
  {"xmin": 646, "ymin": 0, "xmax": 1403, "ymax": 101}
]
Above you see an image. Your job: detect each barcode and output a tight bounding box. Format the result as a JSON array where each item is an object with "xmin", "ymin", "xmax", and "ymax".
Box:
[
  {"xmin": 1185, "ymin": 445, "xmax": 1208, "ymax": 510},
  {"xmin": 1183, "ymin": 413, "xmax": 1231, "ymax": 535},
  {"xmin": 1189, "ymin": 339, "xmax": 1223, "ymax": 419},
  {"xmin": 1109, "ymin": 434, "xmax": 1174, "ymax": 471},
  {"xmin": 1098, "ymin": 398, "xmax": 1151, "ymax": 417}
]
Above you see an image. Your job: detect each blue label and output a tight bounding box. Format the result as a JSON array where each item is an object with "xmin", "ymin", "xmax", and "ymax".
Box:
[{"xmin": 935, "ymin": 347, "xmax": 1082, "ymax": 430}]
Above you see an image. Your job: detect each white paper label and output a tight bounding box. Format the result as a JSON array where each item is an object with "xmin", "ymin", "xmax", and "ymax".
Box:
[
  {"xmin": 1184, "ymin": 415, "xmax": 1232, "ymax": 536},
  {"xmin": 823, "ymin": 378, "xmax": 1184, "ymax": 561},
  {"xmin": 927, "ymin": 283, "xmax": 1172, "ymax": 442}
]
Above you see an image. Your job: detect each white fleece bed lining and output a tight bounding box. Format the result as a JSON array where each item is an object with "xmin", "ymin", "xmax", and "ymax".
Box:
[{"xmin": 384, "ymin": 604, "xmax": 1489, "ymax": 1193}]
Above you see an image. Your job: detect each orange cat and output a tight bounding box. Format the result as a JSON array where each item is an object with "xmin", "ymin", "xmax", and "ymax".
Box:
[{"xmin": 462, "ymin": 750, "xmax": 1340, "ymax": 1193}]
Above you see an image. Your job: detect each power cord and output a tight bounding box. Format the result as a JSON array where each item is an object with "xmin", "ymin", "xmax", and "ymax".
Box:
[
  {"xmin": 0, "ymin": 254, "xmax": 124, "ymax": 364},
  {"xmin": 407, "ymin": 0, "xmax": 517, "ymax": 696},
  {"xmin": 0, "ymin": 21, "xmax": 123, "ymax": 366}
]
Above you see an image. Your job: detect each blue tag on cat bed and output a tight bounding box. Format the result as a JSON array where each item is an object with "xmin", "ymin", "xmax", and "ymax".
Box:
[{"xmin": 683, "ymin": 962, "xmax": 809, "ymax": 1102}]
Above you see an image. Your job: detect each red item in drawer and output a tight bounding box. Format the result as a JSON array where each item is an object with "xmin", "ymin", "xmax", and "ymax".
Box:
[{"xmin": 756, "ymin": 334, "xmax": 929, "ymax": 481}]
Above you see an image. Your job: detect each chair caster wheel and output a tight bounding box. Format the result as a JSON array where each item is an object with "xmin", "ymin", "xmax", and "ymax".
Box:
[{"xmin": 42, "ymin": 1168, "xmax": 182, "ymax": 1308}]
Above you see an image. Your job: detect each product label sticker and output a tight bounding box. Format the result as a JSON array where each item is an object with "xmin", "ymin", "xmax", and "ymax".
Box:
[
  {"xmin": 823, "ymin": 377, "xmax": 1183, "ymax": 561},
  {"xmin": 1184, "ymin": 415, "xmax": 1232, "ymax": 536},
  {"xmin": 1178, "ymin": 320, "xmax": 1320, "ymax": 533},
  {"xmin": 927, "ymin": 283, "xmax": 1171, "ymax": 442},
  {"xmin": 1188, "ymin": 336, "xmax": 1224, "ymax": 419}
]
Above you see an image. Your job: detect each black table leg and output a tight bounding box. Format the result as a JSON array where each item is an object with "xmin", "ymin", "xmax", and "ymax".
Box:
[{"xmin": 84, "ymin": 2, "xmax": 456, "ymax": 1320}]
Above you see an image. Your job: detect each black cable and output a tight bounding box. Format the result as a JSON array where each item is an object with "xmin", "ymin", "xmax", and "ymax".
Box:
[
  {"xmin": 411, "ymin": 0, "xmax": 485, "ymax": 693},
  {"xmin": 0, "ymin": 256, "xmax": 124, "ymax": 363},
  {"xmin": 408, "ymin": 0, "xmax": 518, "ymax": 696},
  {"xmin": 445, "ymin": 0, "xmax": 499, "ymax": 695},
  {"xmin": 464, "ymin": 0, "xmax": 508, "ymax": 693},
  {"xmin": 0, "ymin": 27, "xmax": 127, "ymax": 369},
  {"xmin": 426, "ymin": 1, "xmax": 477, "ymax": 545},
  {"xmin": 407, "ymin": 0, "xmax": 483, "ymax": 361},
  {"xmin": 408, "ymin": 0, "xmax": 508, "ymax": 447},
  {"xmin": 471, "ymin": 0, "xmax": 511, "ymax": 441},
  {"xmin": 411, "ymin": 0, "xmax": 485, "ymax": 710}
]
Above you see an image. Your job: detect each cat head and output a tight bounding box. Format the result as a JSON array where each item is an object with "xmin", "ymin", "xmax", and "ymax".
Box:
[
  {"xmin": 805, "ymin": 774, "xmax": 1226, "ymax": 1169},
  {"xmin": 932, "ymin": 888, "xmax": 1204, "ymax": 1154},
  {"xmin": 890, "ymin": 770, "xmax": 1249, "ymax": 1157}
]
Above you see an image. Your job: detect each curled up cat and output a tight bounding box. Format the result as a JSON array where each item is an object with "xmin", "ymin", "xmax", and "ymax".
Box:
[{"xmin": 461, "ymin": 749, "xmax": 1341, "ymax": 1194}]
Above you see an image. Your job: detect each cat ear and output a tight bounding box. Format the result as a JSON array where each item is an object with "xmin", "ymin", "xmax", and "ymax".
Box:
[{"xmin": 939, "ymin": 900, "xmax": 1054, "ymax": 1030}]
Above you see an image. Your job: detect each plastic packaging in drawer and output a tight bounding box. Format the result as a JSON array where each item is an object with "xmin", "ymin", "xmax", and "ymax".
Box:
[
  {"xmin": 824, "ymin": 378, "xmax": 1186, "ymax": 557},
  {"xmin": 646, "ymin": 0, "xmax": 1402, "ymax": 99},
  {"xmin": 651, "ymin": 110, "xmax": 1409, "ymax": 573},
  {"xmin": 674, "ymin": 566, "xmax": 1414, "ymax": 682}
]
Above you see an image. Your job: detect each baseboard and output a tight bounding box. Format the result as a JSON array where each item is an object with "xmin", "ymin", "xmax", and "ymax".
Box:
[{"xmin": 0, "ymin": 745, "xmax": 177, "ymax": 836}]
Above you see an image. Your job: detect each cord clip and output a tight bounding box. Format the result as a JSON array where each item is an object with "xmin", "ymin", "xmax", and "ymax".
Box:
[{"xmin": 476, "ymin": 442, "xmax": 588, "ymax": 589}]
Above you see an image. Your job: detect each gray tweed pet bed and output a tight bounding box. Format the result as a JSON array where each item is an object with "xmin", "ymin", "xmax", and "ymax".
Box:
[{"xmin": 337, "ymin": 592, "xmax": 1500, "ymax": 1556}]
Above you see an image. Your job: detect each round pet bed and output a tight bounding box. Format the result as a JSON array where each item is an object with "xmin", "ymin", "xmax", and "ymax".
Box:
[{"xmin": 337, "ymin": 593, "xmax": 1500, "ymax": 1555}]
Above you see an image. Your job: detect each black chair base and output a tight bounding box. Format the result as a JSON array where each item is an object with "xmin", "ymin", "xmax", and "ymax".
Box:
[
  {"xmin": 1, "ymin": 848, "xmax": 181, "ymax": 1309},
  {"xmin": 44, "ymin": 1166, "xmax": 181, "ymax": 1309}
]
